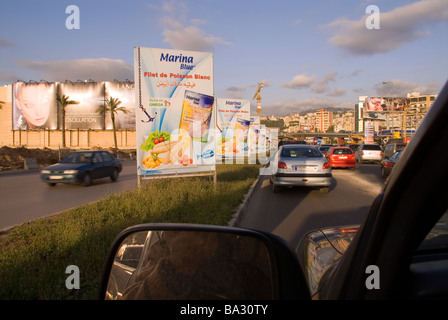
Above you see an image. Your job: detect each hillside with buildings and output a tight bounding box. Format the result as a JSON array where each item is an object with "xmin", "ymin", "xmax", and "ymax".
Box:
[{"xmin": 262, "ymin": 108, "xmax": 355, "ymax": 134}]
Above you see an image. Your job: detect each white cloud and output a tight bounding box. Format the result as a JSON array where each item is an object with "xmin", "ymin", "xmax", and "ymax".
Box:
[
  {"xmin": 374, "ymin": 79, "xmax": 441, "ymax": 96},
  {"xmin": 160, "ymin": 9, "xmax": 231, "ymax": 51},
  {"xmin": 263, "ymin": 98, "xmax": 351, "ymax": 116},
  {"xmin": 225, "ymin": 86, "xmax": 246, "ymax": 99},
  {"xmin": 281, "ymin": 73, "xmax": 316, "ymax": 89},
  {"xmin": 311, "ymin": 72, "xmax": 338, "ymax": 94},
  {"xmin": 0, "ymin": 38, "xmax": 14, "ymax": 48},
  {"xmin": 324, "ymin": 0, "xmax": 448, "ymax": 55},
  {"xmin": 329, "ymin": 87, "xmax": 347, "ymax": 97},
  {"xmin": 17, "ymin": 58, "xmax": 133, "ymax": 82}
]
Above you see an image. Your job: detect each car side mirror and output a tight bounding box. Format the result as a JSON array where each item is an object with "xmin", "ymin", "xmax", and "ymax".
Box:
[{"xmin": 99, "ymin": 224, "xmax": 310, "ymax": 300}]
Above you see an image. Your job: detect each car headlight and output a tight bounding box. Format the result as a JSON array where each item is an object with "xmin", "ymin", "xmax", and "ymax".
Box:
[
  {"xmin": 41, "ymin": 170, "xmax": 51, "ymax": 174},
  {"xmin": 63, "ymin": 170, "xmax": 78, "ymax": 174}
]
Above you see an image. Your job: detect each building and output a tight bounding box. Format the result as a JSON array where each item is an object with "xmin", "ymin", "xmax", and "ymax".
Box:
[
  {"xmin": 356, "ymin": 93, "xmax": 437, "ymax": 137},
  {"xmin": 315, "ymin": 109, "xmax": 333, "ymax": 133}
]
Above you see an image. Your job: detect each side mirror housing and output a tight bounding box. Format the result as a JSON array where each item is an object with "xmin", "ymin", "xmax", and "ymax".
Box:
[{"xmin": 99, "ymin": 223, "xmax": 310, "ymax": 300}]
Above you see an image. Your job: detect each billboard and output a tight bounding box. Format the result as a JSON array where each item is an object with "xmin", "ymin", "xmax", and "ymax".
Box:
[
  {"xmin": 104, "ymin": 81, "xmax": 136, "ymax": 130},
  {"xmin": 365, "ymin": 97, "xmax": 408, "ymax": 112},
  {"xmin": 134, "ymin": 47, "xmax": 215, "ymax": 177},
  {"xmin": 59, "ymin": 82, "xmax": 105, "ymax": 129},
  {"xmin": 216, "ymin": 98, "xmax": 250, "ymax": 158},
  {"xmin": 12, "ymin": 82, "xmax": 58, "ymax": 130}
]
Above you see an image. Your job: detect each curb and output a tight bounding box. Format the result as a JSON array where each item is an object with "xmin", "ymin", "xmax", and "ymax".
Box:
[{"xmin": 228, "ymin": 175, "xmax": 263, "ymax": 227}]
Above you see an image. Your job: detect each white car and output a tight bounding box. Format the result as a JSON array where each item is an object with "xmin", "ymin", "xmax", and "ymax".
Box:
[
  {"xmin": 269, "ymin": 144, "xmax": 332, "ymax": 193},
  {"xmin": 355, "ymin": 143, "xmax": 383, "ymax": 164}
]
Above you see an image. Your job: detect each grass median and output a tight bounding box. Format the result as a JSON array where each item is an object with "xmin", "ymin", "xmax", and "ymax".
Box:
[{"xmin": 0, "ymin": 163, "xmax": 261, "ymax": 300}]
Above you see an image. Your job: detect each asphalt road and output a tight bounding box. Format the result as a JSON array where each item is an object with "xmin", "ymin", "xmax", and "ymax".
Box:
[
  {"xmin": 0, "ymin": 160, "xmax": 384, "ymax": 248},
  {"xmin": 235, "ymin": 164, "xmax": 384, "ymax": 252},
  {"xmin": 0, "ymin": 160, "xmax": 139, "ymax": 231}
]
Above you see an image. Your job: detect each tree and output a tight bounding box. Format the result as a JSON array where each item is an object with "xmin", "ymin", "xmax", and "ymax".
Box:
[
  {"xmin": 97, "ymin": 97, "xmax": 129, "ymax": 156},
  {"xmin": 57, "ymin": 94, "xmax": 79, "ymax": 148}
]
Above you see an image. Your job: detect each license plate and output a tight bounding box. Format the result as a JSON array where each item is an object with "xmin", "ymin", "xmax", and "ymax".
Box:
[
  {"xmin": 293, "ymin": 166, "xmax": 316, "ymax": 171},
  {"xmin": 49, "ymin": 176, "xmax": 63, "ymax": 180},
  {"xmin": 339, "ymin": 156, "xmax": 347, "ymax": 159}
]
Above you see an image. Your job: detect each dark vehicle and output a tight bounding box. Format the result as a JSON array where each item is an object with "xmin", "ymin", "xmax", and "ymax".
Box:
[
  {"xmin": 40, "ymin": 150, "xmax": 122, "ymax": 187},
  {"xmin": 318, "ymin": 144, "xmax": 333, "ymax": 156},
  {"xmin": 382, "ymin": 142, "xmax": 407, "ymax": 160},
  {"xmin": 380, "ymin": 149, "xmax": 403, "ymax": 178},
  {"xmin": 100, "ymin": 81, "xmax": 448, "ymax": 300},
  {"xmin": 326, "ymin": 146, "xmax": 356, "ymax": 169},
  {"xmin": 278, "ymin": 139, "xmax": 306, "ymax": 147}
]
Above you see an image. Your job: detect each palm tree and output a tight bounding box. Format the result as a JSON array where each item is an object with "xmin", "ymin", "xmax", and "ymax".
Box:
[
  {"xmin": 56, "ymin": 94, "xmax": 79, "ymax": 148},
  {"xmin": 97, "ymin": 97, "xmax": 129, "ymax": 156}
]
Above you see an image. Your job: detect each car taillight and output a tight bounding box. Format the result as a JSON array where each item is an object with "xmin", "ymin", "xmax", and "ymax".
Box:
[
  {"xmin": 278, "ymin": 162, "xmax": 287, "ymax": 169},
  {"xmin": 322, "ymin": 162, "xmax": 331, "ymax": 169},
  {"xmin": 384, "ymin": 162, "xmax": 394, "ymax": 168}
]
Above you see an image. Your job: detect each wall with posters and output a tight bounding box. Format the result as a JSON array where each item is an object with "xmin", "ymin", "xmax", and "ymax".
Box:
[
  {"xmin": 1, "ymin": 81, "xmax": 137, "ymax": 149},
  {"xmin": 134, "ymin": 47, "xmax": 215, "ymax": 177}
]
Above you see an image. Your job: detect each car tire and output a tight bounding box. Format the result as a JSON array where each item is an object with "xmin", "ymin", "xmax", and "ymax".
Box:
[
  {"xmin": 320, "ymin": 187, "xmax": 329, "ymax": 194},
  {"xmin": 110, "ymin": 168, "xmax": 119, "ymax": 182},
  {"xmin": 272, "ymin": 183, "xmax": 280, "ymax": 193},
  {"xmin": 381, "ymin": 166, "xmax": 387, "ymax": 178},
  {"xmin": 48, "ymin": 183, "xmax": 56, "ymax": 187},
  {"xmin": 83, "ymin": 172, "xmax": 92, "ymax": 187}
]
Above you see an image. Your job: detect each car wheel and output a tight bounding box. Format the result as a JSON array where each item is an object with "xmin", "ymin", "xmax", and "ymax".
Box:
[
  {"xmin": 83, "ymin": 172, "xmax": 92, "ymax": 187},
  {"xmin": 272, "ymin": 183, "xmax": 281, "ymax": 193},
  {"xmin": 320, "ymin": 187, "xmax": 329, "ymax": 194},
  {"xmin": 48, "ymin": 183, "xmax": 56, "ymax": 187},
  {"xmin": 110, "ymin": 168, "xmax": 119, "ymax": 182},
  {"xmin": 381, "ymin": 166, "xmax": 387, "ymax": 178}
]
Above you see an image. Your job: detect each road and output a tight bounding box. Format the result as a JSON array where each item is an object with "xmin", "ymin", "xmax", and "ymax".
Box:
[
  {"xmin": 0, "ymin": 160, "xmax": 384, "ymax": 248},
  {"xmin": 0, "ymin": 160, "xmax": 139, "ymax": 231},
  {"xmin": 235, "ymin": 164, "xmax": 384, "ymax": 252}
]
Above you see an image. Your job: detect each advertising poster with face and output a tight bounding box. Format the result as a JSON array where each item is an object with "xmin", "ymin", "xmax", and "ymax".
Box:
[
  {"xmin": 58, "ymin": 82, "xmax": 105, "ymax": 130},
  {"xmin": 134, "ymin": 47, "xmax": 215, "ymax": 177},
  {"xmin": 216, "ymin": 98, "xmax": 250, "ymax": 159},
  {"xmin": 104, "ymin": 82, "xmax": 136, "ymax": 130},
  {"xmin": 13, "ymin": 82, "xmax": 58, "ymax": 130}
]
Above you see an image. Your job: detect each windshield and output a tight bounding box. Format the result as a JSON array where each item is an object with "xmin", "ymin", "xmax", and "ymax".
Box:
[
  {"xmin": 61, "ymin": 152, "xmax": 93, "ymax": 163},
  {"xmin": 281, "ymin": 147, "xmax": 322, "ymax": 158},
  {"xmin": 418, "ymin": 210, "xmax": 448, "ymax": 252}
]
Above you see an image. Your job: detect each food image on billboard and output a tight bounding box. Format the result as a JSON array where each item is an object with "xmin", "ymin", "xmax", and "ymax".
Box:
[
  {"xmin": 215, "ymin": 98, "xmax": 250, "ymax": 158},
  {"xmin": 134, "ymin": 47, "xmax": 215, "ymax": 177},
  {"xmin": 12, "ymin": 82, "xmax": 58, "ymax": 130},
  {"xmin": 179, "ymin": 90, "xmax": 214, "ymax": 143},
  {"xmin": 59, "ymin": 82, "xmax": 105, "ymax": 130}
]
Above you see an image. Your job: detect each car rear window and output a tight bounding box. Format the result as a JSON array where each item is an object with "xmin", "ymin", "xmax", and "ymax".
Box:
[
  {"xmin": 332, "ymin": 148, "xmax": 353, "ymax": 155},
  {"xmin": 363, "ymin": 144, "xmax": 382, "ymax": 151},
  {"xmin": 281, "ymin": 147, "xmax": 322, "ymax": 158}
]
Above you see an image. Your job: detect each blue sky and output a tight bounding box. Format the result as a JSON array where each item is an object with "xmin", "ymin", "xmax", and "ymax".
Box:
[{"xmin": 1, "ymin": 0, "xmax": 447, "ymax": 116}]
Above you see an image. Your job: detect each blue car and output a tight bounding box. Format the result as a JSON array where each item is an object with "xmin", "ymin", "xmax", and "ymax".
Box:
[{"xmin": 40, "ymin": 150, "xmax": 122, "ymax": 187}]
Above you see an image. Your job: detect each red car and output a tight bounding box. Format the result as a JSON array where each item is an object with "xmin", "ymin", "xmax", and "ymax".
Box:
[{"xmin": 326, "ymin": 147, "xmax": 356, "ymax": 169}]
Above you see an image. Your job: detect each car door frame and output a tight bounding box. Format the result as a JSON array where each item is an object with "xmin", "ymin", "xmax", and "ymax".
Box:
[{"xmin": 320, "ymin": 80, "xmax": 448, "ymax": 299}]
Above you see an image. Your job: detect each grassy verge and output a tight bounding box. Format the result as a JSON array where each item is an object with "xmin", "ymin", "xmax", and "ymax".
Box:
[{"xmin": 0, "ymin": 163, "xmax": 260, "ymax": 300}]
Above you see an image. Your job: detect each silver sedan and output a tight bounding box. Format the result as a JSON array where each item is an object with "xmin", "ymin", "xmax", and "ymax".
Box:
[{"xmin": 269, "ymin": 144, "xmax": 332, "ymax": 193}]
